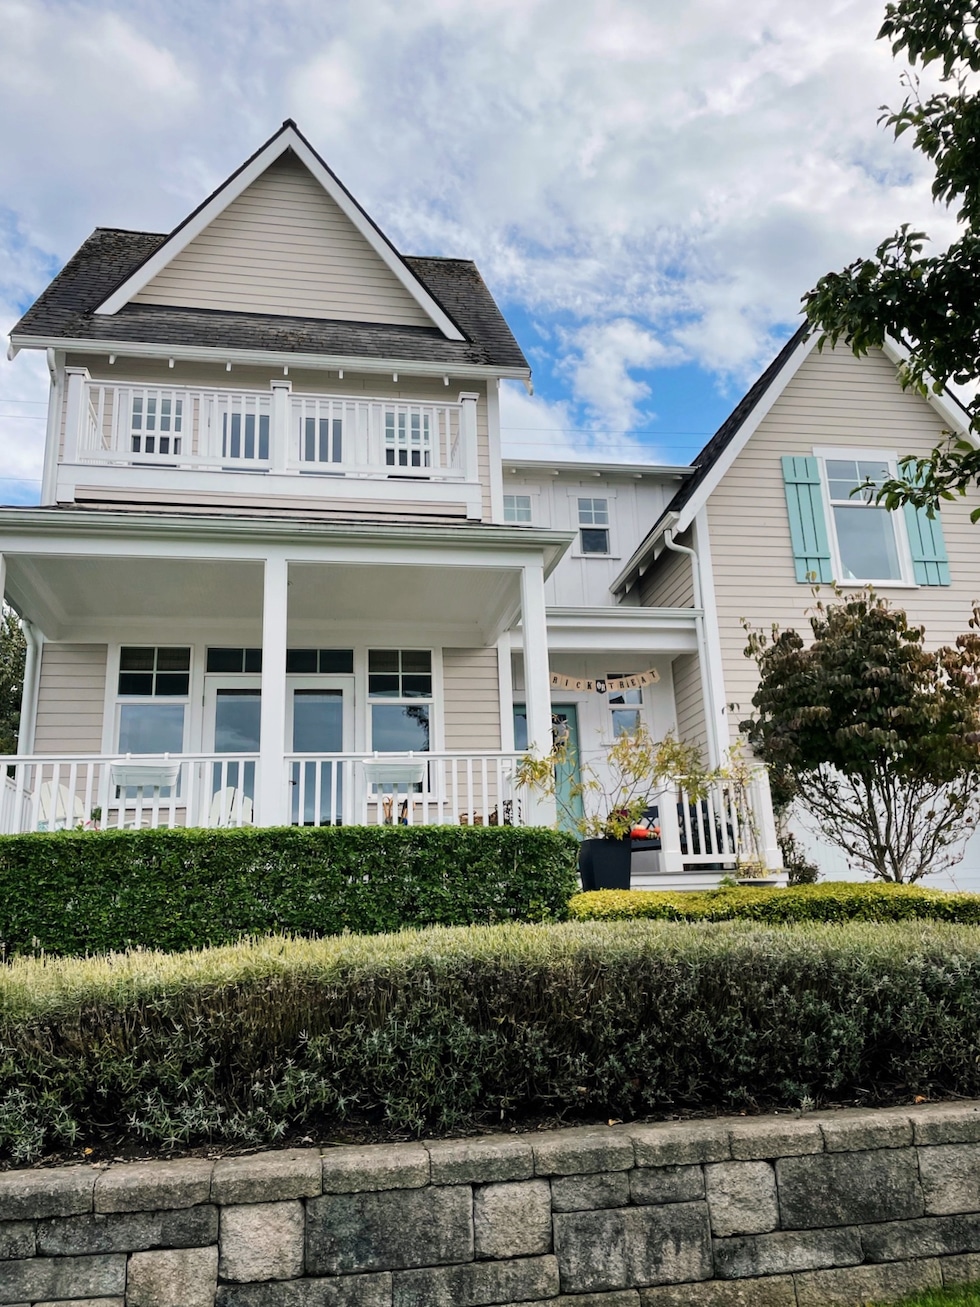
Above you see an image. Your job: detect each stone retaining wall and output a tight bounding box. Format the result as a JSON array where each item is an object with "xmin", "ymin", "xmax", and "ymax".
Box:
[{"xmin": 4, "ymin": 1103, "xmax": 980, "ymax": 1305}]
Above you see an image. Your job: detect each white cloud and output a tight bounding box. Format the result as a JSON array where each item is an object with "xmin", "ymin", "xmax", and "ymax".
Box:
[{"xmin": 0, "ymin": 0, "xmax": 958, "ymax": 461}]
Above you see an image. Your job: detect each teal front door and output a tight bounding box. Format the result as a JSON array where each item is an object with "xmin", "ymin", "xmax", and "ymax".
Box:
[{"xmin": 513, "ymin": 703, "xmax": 584, "ymax": 834}]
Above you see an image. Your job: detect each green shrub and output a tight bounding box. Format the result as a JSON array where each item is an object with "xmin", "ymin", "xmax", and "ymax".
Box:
[
  {"xmin": 569, "ymin": 881, "xmax": 980, "ymax": 925},
  {"xmin": 0, "ymin": 826, "xmax": 578, "ymax": 957},
  {"xmin": 4, "ymin": 918, "xmax": 980, "ymax": 1162}
]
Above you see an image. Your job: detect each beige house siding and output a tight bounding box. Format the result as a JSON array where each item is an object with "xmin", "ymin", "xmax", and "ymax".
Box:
[
  {"xmin": 33, "ymin": 644, "xmax": 107, "ymax": 753},
  {"xmin": 132, "ymin": 153, "xmax": 434, "ymax": 328},
  {"xmin": 639, "ymin": 528, "xmax": 696, "ymax": 608},
  {"xmin": 704, "ymin": 345, "xmax": 980, "ymax": 740},
  {"xmin": 671, "ymin": 652, "xmax": 708, "ymax": 757},
  {"xmin": 442, "ymin": 647, "xmax": 501, "ymax": 751}
]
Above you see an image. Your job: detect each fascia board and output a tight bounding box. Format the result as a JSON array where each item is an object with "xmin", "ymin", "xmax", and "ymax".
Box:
[
  {"xmin": 93, "ymin": 126, "xmax": 465, "ymax": 342},
  {"xmin": 0, "ymin": 508, "xmax": 573, "ymax": 568},
  {"xmin": 674, "ymin": 330, "xmax": 819, "ymax": 535},
  {"xmin": 609, "ymin": 511, "xmax": 677, "ymax": 596},
  {"xmin": 880, "ymin": 336, "xmax": 978, "ymax": 446},
  {"xmin": 8, "ymin": 333, "xmax": 530, "ymax": 382}
]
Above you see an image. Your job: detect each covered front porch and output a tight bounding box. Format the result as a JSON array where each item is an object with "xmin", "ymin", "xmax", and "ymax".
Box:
[{"xmin": 0, "ymin": 510, "xmax": 567, "ymax": 833}]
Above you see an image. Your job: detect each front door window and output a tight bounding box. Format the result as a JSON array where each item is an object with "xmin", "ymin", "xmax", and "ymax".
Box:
[{"xmin": 288, "ymin": 680, "xmax": 352, "ymax": 826}]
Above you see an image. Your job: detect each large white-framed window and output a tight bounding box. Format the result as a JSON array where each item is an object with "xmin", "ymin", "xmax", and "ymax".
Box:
[
  {"xmin": 368, "ymin": 649, "xmax": 433, "ymax": 754},
  {"xmin": 815, "ymin": 448, "xmax": 914, "ymax": 585},
  {"xmin": 115, "ymin": 646, "xmax": 191, "ymax": 755},
  {"xmin": 576, "ymin": 496, "xmax": 611, "ymax": 555}
]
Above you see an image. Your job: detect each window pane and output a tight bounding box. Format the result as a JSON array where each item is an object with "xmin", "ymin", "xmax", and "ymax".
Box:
[
  {"xmin": 243, "ymin": 648, "xmax": 263, "ymax": 673},
  {"xmin": 513, "ymin": 708, "xmax": 528, "ymax": 752},
  {"xmin": 504, "ymin": 494, "xmax": 532, "ymax": 523},
  {"xmin": 401, "ymin": 674, "xmax": 432, "ymax": 699},
  {"xmin": 207, "ymin": 648, "xmax": 244, "ymax": 674},
  {"xmin": 292, "ymin": 689, "xmax": 344, "ymax": 752},
  {"xmin": 118, "ymin": 672, "xmax": 154, "ymax": 696},
  {"xmin": 612, "ymin": 708, "xmax": 641, "ymax": 737},
  {"xmin": 581, "ymin": 528, "xmax": 610, "ymax": 554},
  {"xmin": 369, "ymin": 650, "xmax": 399, "ymax": 674},
  {"xmin": 154, "ymin": 673, "xmax": 190, "ymax": 697},
  {"xmin": 214, "ymin": 689, "xmax": 261, "ymax": 752},
  {"xmin": 372, "ymin": 704, "xmax": 430, "ymax": 752},
  {"xmin": 319, "ymin": 649, "xmax": 353, "ymax": 674},
  {"xmin": 286, "ymin": 649, "xmax": 318, "ymax": 674},
  {"xmin": 119, "ymin": 703, "xmax": 184, "ymax": 753},
  {"xmin": 120, "ymin": 647, "xmax": 154, "ymax": 672},
  {"xmin": 833, "ymin": 505, "xmax": 902, "ymax": 580},
  {"xmin": 157, "ymin": 647, "xmax": 190, "ymax": 671},
  {"xmin": 368, "ymin": 674, "xmax": 400, "ymax": 698},
  {"xmin": 401, "ymin": 650, "xmax": 432, "ymax": 674}
]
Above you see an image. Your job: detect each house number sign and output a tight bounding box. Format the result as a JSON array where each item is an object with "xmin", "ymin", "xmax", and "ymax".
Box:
[{"xmin": 549, "ymin": 669, "xmax": 661, "ymax": 693}]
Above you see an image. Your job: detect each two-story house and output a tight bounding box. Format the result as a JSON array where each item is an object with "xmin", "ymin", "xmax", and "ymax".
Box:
[{"xmin": 3, "ymin": 121, "xmax": 771, "ymax": 881}]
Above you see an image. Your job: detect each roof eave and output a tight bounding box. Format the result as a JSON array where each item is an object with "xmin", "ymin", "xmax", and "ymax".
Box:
[{"xmin": 7, "ymin": 332, "xmax": 532, "ymax": 381}]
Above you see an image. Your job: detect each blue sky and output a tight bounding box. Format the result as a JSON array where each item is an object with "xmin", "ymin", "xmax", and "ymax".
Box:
[{"xmin": 0, "ymin": 0, "xmax": 956, "ymax": 499}]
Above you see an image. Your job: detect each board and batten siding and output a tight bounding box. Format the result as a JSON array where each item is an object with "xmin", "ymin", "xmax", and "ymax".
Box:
[
  {"xmin": 704, "ymin": 344, "xmax": 980, "ymax": 740},
  {"xmin": 133, "ymin": 153, "xmax": 434, "ymax": 328},
  {"xmin": 441, "ymin": 648, "xmax": 502, "ymax": 751},
  {"xmin": 33, "ymin": 644, "xmax": 108, "ymax": 754}
]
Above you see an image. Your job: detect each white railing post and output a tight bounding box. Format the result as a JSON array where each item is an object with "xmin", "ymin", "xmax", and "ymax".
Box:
[
  {"xmin": 520, "ymin": 561, "xmax": 557, "ymax": 827},
  {"xmin": 748, "ymin": 766, "xmax": 783, "ymax": 871},
  {"xmin": 657, "ymin": 786, "xmax": 686, "ymax": 873},
  {"xmin": 270, "ymin": 380, "xmax": 292, "ymax": 474},
  {"xmin": 62, "ymin": 367, "xmax": 90, "ymax": 464},
  {"xmin": 457, "ymin": 391, "xmax": 479, "ymax": 480}
]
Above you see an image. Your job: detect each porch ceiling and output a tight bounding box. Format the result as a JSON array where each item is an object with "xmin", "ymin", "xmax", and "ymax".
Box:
[{"xmin": 6, "ymin": 553, "xmax": 519, "ymax": 645}]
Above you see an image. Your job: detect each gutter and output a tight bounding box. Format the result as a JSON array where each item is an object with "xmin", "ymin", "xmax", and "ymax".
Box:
[{"xmin": 662, "ymin": 528, "xmax": 721, "ymax": 769}]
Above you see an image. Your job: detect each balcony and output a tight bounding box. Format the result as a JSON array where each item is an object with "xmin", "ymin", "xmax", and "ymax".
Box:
[{"xmin": 58, "ymin": 373, "xmax": 484, "ymax": 517}]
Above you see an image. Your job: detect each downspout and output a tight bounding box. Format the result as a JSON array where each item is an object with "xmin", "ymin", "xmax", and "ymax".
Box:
[
  {"xmin": 662, "ymin": 529, "xmax": 721, "ymax": 769},
  {"xmin": 18, "ymin": 620, "xmax": 41, "ymax": 754}
]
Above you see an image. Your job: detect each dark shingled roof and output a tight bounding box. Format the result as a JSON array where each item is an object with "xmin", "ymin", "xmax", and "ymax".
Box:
[
  {"xmin": 660, "ymin": 323, "xmax": 809, "ymax": 523},
  {"xmin": 10, "ymin": 228, "xmax": 530, "ymax": 371}
]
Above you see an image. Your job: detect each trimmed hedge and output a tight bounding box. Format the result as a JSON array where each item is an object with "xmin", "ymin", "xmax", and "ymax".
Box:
[
  {"xmin": 569, "ymin": 881, "xmax": 980, "ymax": 924},
  {"xmin": 0, "ymin": 826, "xmax": 578, "ymax": 957},
  {"xmin": 4, "ymin": 919, "xmax": 980, "ymax": 1162}
]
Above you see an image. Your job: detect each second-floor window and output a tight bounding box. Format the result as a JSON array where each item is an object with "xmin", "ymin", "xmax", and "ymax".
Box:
[
  {"xmin": 130, "ymin": 394, "xmax": 183, "ymax": 456},
  {"xmin": 578, "ymin": 498, "xmax": 610, "ymax": 554},
  {"xmin": 824, "ymin": 457, "xmax": 903, "ymax": 583},
  {"xmin": 504, "ymin": 494, "xmax": 532, "ymax": 523},
  {"xmin": 385, "ymin": 410, "xmax": 431, "ymax": 469}
]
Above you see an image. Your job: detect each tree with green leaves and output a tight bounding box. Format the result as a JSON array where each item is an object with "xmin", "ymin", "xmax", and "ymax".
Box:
[
  {"xmin": 803, "ymin": 0, "xmax": 980, "ymax": 516},
  {"xmin": 0, "ymin": 610, "xmax": 25, "ymax": 756},
  {"xmin": 741, "ymin": 590, "xmax": 980, "ymax": 882}
]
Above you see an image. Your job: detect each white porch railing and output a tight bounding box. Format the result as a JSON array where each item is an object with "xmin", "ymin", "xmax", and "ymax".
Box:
[
  {"xmin": 0, "ymin": 752, "xmax": 528, "ymax": 834},
  {"xmin": 77, "ymin": 383, "xmax": 471, "ymax": 482},
  {"xmin": 652, "ymin": 768, "xmax": 782, "ymax": 873}
]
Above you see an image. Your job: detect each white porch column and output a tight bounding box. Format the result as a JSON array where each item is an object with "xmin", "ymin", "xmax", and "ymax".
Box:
[
  {"xmin": 62, "ymin": 366, "xmax": 90, "ymax": 465},
  {"xmin": 748, "ymin": 766, "xmax": 783, "ymax": 871},
  {"xmin": 258, "ymin": 553, "xmax": 289, "ymax": 826},
  {"xmin": 520, "ymin": 561, "xmax": 556, "ymax": 825},
  {"xmin": 270, "ymin": 380, "xmax": 292, "ymax": 474}
]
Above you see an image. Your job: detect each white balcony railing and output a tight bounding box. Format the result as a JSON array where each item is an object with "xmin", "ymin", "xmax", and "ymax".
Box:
[{"xmin": 75, "ymin": 382, "xmax": 472, "ymax": 483}]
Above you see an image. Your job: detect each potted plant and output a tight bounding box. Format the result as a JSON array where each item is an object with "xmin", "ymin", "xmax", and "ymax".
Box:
[{"xmin": 517, "ymin": 726, "xmax": 712, "ymax": 890}]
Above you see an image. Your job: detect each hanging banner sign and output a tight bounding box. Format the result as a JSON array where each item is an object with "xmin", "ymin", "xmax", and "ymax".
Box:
[{"xmin": 549, "ymin": 668, "xmax": 661, "ymax": 693}]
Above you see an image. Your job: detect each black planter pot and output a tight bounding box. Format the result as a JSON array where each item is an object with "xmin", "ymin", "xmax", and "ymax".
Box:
[{"xmin": 579, "ymin": 837, "xmax": 632, "ymax": 891}]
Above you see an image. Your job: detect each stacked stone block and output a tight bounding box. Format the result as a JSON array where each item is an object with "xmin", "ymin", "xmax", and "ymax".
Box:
[{"xmin": 3, "ymin": 1103, "xmax": 980, "ymax": 1304}]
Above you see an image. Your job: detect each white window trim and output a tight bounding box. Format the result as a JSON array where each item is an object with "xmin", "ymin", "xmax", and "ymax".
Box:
[
  {"xmin": 812, "ymin": 446, "xmax": 918, "ymax": 588},
  {"xmin": 109, "ymin": 643, "xmax": 193, "ymax": 756},
  {"xmin": 566, "ymin": 487, "xmax": 620, "ymax": 559},
  {"xmin": 367, "ymin": 647, "xmax": 438, "ymax": 754}
]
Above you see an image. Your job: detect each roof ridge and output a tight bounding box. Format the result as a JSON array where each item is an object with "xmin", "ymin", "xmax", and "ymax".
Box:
[{"xmin": 93, "ymin": 227, "xmax": 167, "ymax": 238}]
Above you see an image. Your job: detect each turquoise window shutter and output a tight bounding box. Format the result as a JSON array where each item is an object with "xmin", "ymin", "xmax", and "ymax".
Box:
[
  {"xmin": 781, "ymin": 456, "xmax": 833, "ymax": 583},
  {"xmin": 903, "ymin": 498, "xmax": 950, "ymax": 585}
]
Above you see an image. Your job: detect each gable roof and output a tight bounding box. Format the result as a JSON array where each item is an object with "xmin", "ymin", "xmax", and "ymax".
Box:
[
  {"xmin": 9, "ymin": 231, "xmax": 529, "ymax": 373},
  {"xmin": 95, "ymin": 121, "xmax": 462, "ymax": 340},
  {"xmin": 612, "ymin": 323, "xmax": 978, "ymax": 596}
]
